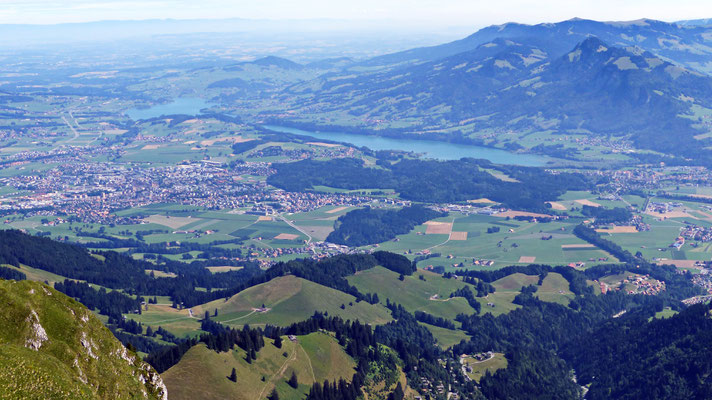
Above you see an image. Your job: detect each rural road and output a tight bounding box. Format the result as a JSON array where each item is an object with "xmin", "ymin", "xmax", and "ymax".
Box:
[
  {"xmin": 423, "ymin": 217, "xmax": 457, "ymax": 252},
  {"xmin": 279, "ymin": 214, "xmax": 312, "ymax": 244},
  {"xmin": 62, "ymin": 114, "xmax": 80, "ymax": 142}
]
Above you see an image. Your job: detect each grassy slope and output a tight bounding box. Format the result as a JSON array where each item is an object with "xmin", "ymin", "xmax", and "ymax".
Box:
[
  {"xmin": 347, "ymin": 267, "xmax": 477, "ymax": 320},
  {"xmin": 481, "ymin": 272, "xmax": 574, "ymax": 315},
  {"xmin": 0, "ymin": 279, "xmax": 166, "ymax": 399},
  {"xmin": 463, "ymin": 353, "xmax": 508, "ymax": 382},
  {"xmin": 163, "ymin": 332, "xmax": 355, "ymax": 400},
  {"xmin": 125, "ymin": 305, "xmax": 202, "ymax": 338},
  {"xmin": 195, "ymin": 275, "xmax": 392, "ymax": 327},
  {"xmin": 3, "ymin": 263, "xmax": 72, "ymax": 286},
  {"xmin": 535, "ymin": 272, "xmax": 574, "ymax": 305},
  {"xmin": 420, "ymin": 322, "xmax": 470, "ymax": 348}
]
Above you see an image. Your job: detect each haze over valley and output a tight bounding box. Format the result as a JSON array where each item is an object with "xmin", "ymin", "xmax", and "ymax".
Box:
[{"xmin": 4, "ymin": 5, "xmax": 712, "ymax": 399}]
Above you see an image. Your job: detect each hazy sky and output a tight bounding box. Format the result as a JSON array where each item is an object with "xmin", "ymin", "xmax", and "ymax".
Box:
[{"xmin": 2, "ymin": 0, "xmax": 711, "ymax": 26}]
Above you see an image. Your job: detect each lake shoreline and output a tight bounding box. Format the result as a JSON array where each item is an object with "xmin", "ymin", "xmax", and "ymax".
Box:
[{"xmin": 263, "ymin": 124, "xmax": 552, "ymax": 167}]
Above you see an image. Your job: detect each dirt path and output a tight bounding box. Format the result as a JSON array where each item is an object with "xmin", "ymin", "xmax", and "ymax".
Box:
[
  {"xmin": 220, "ymin": 310, "xmax": 258, "ymax": 324},
  {"xmin": 257, "ymin": 344, "xmax": 298, "ymax": 400},
  {"xmin": 513, "ymin": 222, "xmax": 538, "ymax": 234},
  {"xmin": 300, "ymin": 345, "xmax": 317, "ymax": 383},
  {"xmin": 149, "ymin": 315, "xmax": 193, "ymax": 324},
  {"xmin": 429, "ymin": 295, "xmax": 455, "ymax": 302}
]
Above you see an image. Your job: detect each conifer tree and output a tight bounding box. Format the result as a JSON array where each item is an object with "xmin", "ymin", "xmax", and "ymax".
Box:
[
  {"xmin": 269, "ymin": 388, "xmax": 279, "ymax": 400},
  {"xmin": 228, "ymin": 367, "xmax": 237, "ymax": 382},
  {"xmin": 388, "ymin": 382, "xmax": 404, "ymax": 400},
  {"xmin": 288, "ymin": 371, "xmax": 298, "ymax": 388}
]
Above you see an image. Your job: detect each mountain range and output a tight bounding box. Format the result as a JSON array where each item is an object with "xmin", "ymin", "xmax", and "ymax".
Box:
[
  {"xmin": 268, "ymin": 18, "xmax": 712, "ymax": 163},
  {"xmin": 364, "ymin": 18, "xmax": 712, "ymax": 74}
]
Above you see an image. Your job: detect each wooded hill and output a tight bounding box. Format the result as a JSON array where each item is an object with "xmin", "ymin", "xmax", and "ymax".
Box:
[{"xmin": 268, "ymin": 158, "xmax": 589, "ymax": 211}]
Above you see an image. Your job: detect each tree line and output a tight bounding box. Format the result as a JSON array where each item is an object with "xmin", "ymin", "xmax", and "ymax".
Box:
[
  {"xmin": 326, "ymin": 205, "xmax": 446, "ymax": 246},
  {"xmin": 0, "ymin": 265, "xmax": 25, "ymax": 281}
]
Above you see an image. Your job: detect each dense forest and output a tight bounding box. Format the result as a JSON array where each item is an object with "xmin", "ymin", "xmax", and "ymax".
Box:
[
  {"xmin": 54, "ymin": 280, "xmax": 143, "ymax": 319},
  {"xmin": 479, "ymin": 346, "xmax": 582, "ymax": 400},
  {"xmin": 0, "ymin": 229, "xmax": 265, "ymax": 307},
  {"xmin": 581, "ymin": 205, "xmax": 632, "ymax": 224},
  {"xmin": 326, "ymin": 205, "xmax": 445, "ymax": 246},
  {"xmin": 449, "ymin": 257, "xmax": 708, "ymax": 399},
  {"xmin": 0, "ymin": 265, "xmax": 26, "ymax": 281},
  {"xmin": 267, "ymin": 158, "xmax": 589, "ymax": 211},
  {"xmin": 563, "ymin": 303, "xmax": 712, "ymax": 399}
]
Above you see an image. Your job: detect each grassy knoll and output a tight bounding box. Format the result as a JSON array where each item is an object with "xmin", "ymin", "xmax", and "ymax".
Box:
[
  {"xmin": 347, "ymin": 267, "xmax": 477, "ymax": 320},
  {"xmin": 534, "ymin": 272, "xmax": 574, "ymax": 305},
  {"xmin": 462, "ymin": 353, "xmax": 508, "ymax": 382},
  {"xmin": 194, "ymin": 275, "xmax": 392, "ymax": 328},
  {"xmin": 599, "ymin": 272, "xmax": 634, "ymax": 286},
  {"xmin": 653, "ymin": 308, "xmax": 679, "ymax": 320},
  {"xmin": 125, "ymin": 305, "xmax": 203, "ymax": 338},
  {"xmin": 476, "ymin": 291, "xmax": 521, "ymax": 316},
  {"xmin": 145, "ymin": 269, "xmax": 177, "ymax": 278},
  {"xmin": 163, "ymin": 332, "xmax": 355, "ymax": 400},
  {"xmin": 491, "ymin": 273, "xmax": 538, "ymax": 291},
  {"xmin": 298, "ymin": 332, "xmax": 357, "ymax": 382},
  {"xmin": 476, "ymin": 272, "xmax": 574, "ymax": 314},
  {"xmin": 421, "ymin": 322, "xmax": 470, "ymax": 349},
  {"xmin": 587, "ymin": 279, "xmax": 603, "ymax": 295}
]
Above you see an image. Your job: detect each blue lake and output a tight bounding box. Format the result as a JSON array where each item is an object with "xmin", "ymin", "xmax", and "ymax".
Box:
[
  {"xmin": 125, "ymin": 98, "xmax": 211, "ymax": 120},
  {"xmin": 264, "ymin": 125, "xmax": 550, "ymax": 166}
]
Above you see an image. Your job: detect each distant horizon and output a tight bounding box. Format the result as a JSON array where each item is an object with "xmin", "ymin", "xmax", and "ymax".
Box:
[
  {"xmin": 1, "ymin": 14, "xmax": 709, "ymax": 50},
  {"xmin": 3, "ymin": 0, "xmax": 711, "ymax": 26},
  {"xmin": 1, "ymin": 15, "xmax": 710, "ymax": 28}
]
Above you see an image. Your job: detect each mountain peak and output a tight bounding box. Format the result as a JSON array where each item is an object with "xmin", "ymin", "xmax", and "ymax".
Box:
[
  {"xmin": 575, "ymin": 36, "xmax": 608, "ymax": 52},
  {"xmin": 564, "ymin": 37, "xmax": 611, "ymax": 63},
  {"xmin": 560, "ymin": 37, "xmax": 675, "ymax": 74}
]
